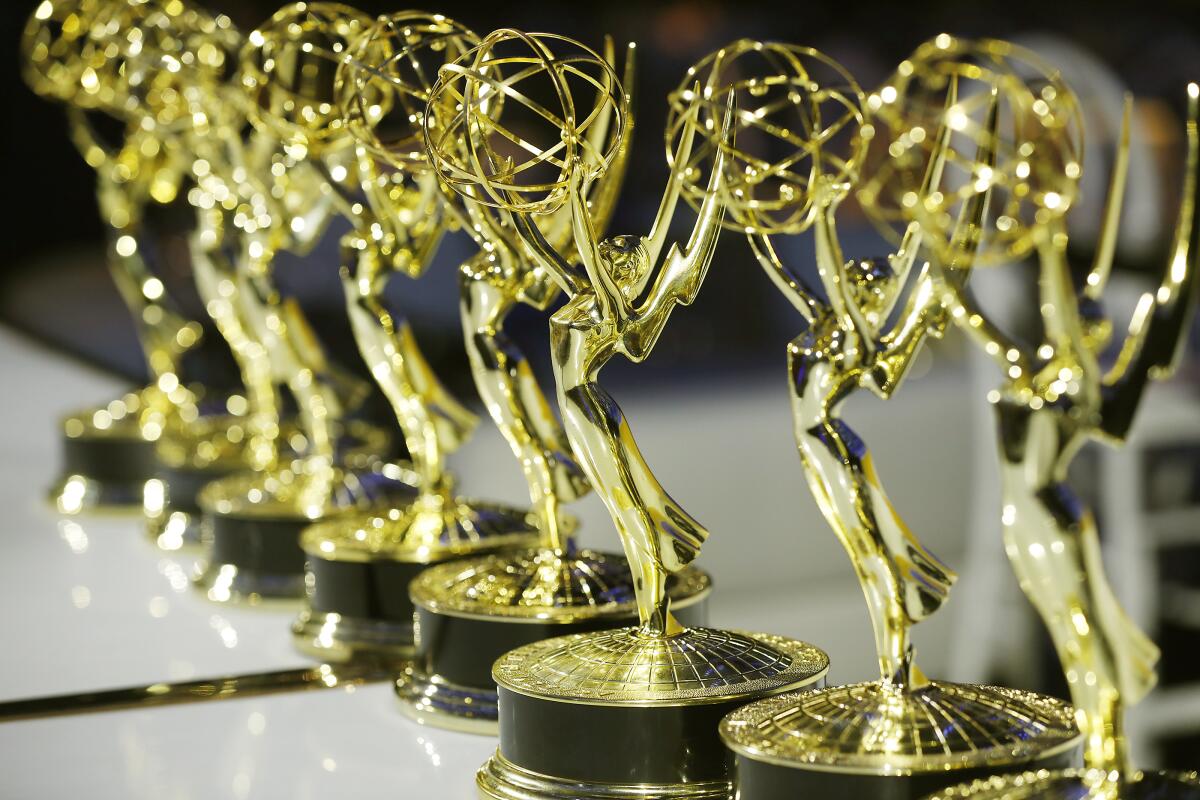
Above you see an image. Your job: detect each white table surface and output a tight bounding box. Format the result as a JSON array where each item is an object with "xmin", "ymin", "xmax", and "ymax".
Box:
[{"xmin": 0, "ymin": 323, "xmax": 1066, "ymax": 797}]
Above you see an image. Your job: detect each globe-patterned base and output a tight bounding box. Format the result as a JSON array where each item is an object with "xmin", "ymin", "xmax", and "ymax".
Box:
[
  {"xmin": 721, "ymin": 680, "xmax": 1081, "ymax": 775},
  {"xmin": 928, "ymin": 768, "xmax": 1200, "ymax": 799},
  {"xmin": 411, "ymin": 548, "xmax": 710, "ymax": 622},
  {"xmin": 402, "ymin": 551, "xmax": 711, "ymax": 734},
  {"xmin": 489, "ymin": 628, "xmax": 829, "ymax": 794},
  {"xmin": 300, "ymin": 499, "xmax": 540, "ymax": 565},
  {"xmin": 494, "ymin": 627, "xmax": 828, "ymax": 705}
]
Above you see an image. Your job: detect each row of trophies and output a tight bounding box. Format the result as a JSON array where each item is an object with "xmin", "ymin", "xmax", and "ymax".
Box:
[{"xmin": 21, "ymin": 1, "xmax": 1200, "ymax": 798}]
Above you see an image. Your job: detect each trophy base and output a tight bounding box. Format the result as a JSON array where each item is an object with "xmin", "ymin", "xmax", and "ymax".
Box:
[
  {"xmin": 292, "ymin": 608, "xmax": 416, "ymax": 663},
  {"xmin": 195, "ymin": 461, "xmax": 415, "ymax": 605},
  {"xmin": 292, "ymin": 499, "xmax": 541, "ymax": 662},
  {"xmin": 147, "ymin": 461, "xmax": 242, "ymax": 551},
  {"xmin": 398, "ymin": 672, "xmax": 504, "ymax": 735},
  {"xmin": 721, "ymin": 680, "xmax": 1082, "ymax": 800},
  {"xmin": 145, "ymin": 415, "xmax": 252, "ymax": 550},
  {"xmin": 928, "ymin": 768, "xmax": 1200, "ymax": 799},
  {"xmin": 483, "ymin": 627, "xmax": 830, "ymax": 795},
  {"xmin": 51, "ymin": 402, "xmax": 159, "ymax": 513},
  {"xmin": 477, "ymin": 750, "xmax": 731, "ymax": 799},
  {"xmin": 400, "ymin": 548, "xmax": 713, "ymax": 734}
]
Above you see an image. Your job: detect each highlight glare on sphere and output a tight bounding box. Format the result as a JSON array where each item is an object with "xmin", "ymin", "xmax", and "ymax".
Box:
[
  {"xmin": 667, "ymin": 40, "xmax": 869, "ymax": 235},
  {"xmin": 858, "ymin": 35, "xmax": 1085, "ymax": 266},
  {"xmin": 336, "ymin": 12, "xmax": 479, "ymax": 171},
  {"xmin": 423, "ymin": 29, "xmax": 628, "ymax": 214}
]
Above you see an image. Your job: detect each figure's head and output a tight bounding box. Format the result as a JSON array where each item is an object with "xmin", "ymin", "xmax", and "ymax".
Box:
[
  {"xmin": 844, "ymin": 258, "xmax": 900, "ymax": 320},
  {"xmin": 598, "ymin": 235, "xmax": 650, "ymax": 297}
]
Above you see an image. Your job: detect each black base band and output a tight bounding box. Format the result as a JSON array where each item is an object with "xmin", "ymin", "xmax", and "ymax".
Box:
[
  {"xmin": 497, "ymin": 673, "xmax": 824, "ymax": 787},
  {"xmin": 196, "ymin": 512, "xmax": 310, "ymax": 600},
  {"xmin": 159, "ymin": 462, "xmax": 236, "ymax": 516},
  {"xmin": 60, "ymin": 429, "xmax": 158, "ymax": 485},
  {"xmin": 732, "ymin": 746, "xmax": 1080, "ymax": 800},
  {"xmin": 306, "ymin": 555, "xmax": 428, "ymax": 627}
]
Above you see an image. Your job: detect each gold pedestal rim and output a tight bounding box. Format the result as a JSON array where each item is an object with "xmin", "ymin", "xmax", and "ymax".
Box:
[
  {"xmin": 145, "ymin": 508, "xmax": 203, "ymax": 551},
  {"xmin": 154, "ymin": 413, "xmax": 251, "ymax": 472},
  {"xmin": 409, "ymin": 548, "xmax": 711, "ymax": 623},
  {"xmin": 927, "ymin": 767, "xmax": 1200, "ymax": 799},
  {"xmin": 59, "ymin": 402, "xmax": 151, "ymax": 442},
  {"xmin": 192, "ymin": 560, "xmax": 306, "ymax": 607},
  {"xmin": 494, "ymin": 628, "xmax": 830, "ymax": 707},
  {"xmin": 395, "ymin": 669, "xmax": 499, "ymax": 736},
  {"xmin": 719, "ymin": 680, "xmax": 1081, "ymax": 776},
  {"xmin": 476, "ymin": 750, "xmax": 730, "ymax": 800},
  {"xmin": 48, "ymin": 473, "xmax": 151, "ymax": 514},
  {"xmin": 291, "ymin": 608, "xmax": 415, "ymax": 663},
  {"xmin": 297, "ymin": 499, "xmax": 542, "ymax": 564}
]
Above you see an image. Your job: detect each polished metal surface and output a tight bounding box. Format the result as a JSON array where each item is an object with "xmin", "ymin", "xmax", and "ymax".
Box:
[
  {"xmin": 477, "ymin": 751, "xmax": 732, "ymax": 800},
  {"xmin": 394, "ymin": 669, "xmax": 503, "ymax": 735},
  {"xmin": 928, "ymin": 769, "xmax": 1200, "ymax": 800},
  {"xmin": 299, "ymin": 501, "xmax": 540, "ymax": 564},
  {"xmin": 870, "ymin": 35, "xmax": 1200, "ymax": 794},
  {"xmin": 720, "ymin": 682, "xmax": 1078, "ymax": 774},
  {"xmin": 409, "ymin": 549, "xmax": 710, "ymax": 622},
  {"xmin": 493, "ymin": 628, "xmax": 828, "ymax": 706}
]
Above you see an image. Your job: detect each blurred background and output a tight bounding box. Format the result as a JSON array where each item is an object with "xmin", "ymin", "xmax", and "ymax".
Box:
[{"xmin": 3, "ymin": 0, "xmax": 1200, "ymax": 773}]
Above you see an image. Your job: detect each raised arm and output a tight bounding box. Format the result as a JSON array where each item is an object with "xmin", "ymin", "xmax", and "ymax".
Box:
[
  {"xmin": 569, "ymin": 165, "xmax": 622, "ymax": 323},
  {"xmin": 501, "ymin": 185, "xmax": 589, "ymax": 298},
  {"xmin": 812, "ymin": 183, "xmax": 876, "ymax": 356},
  {"xmin": 872, "ymin": 90, "xmax": 996, "ymax": 397},
  {"xmin": 1083, "ymin": 95, "xmax": 1133, "ymax": 302},
  {"xmin": 747, "ymin": 233, "xmax": 823, "ymax": 323},
  {"xmin": 1100, "ymin": 84, "xmax": 1199, "ymax": 441},
  {"xmin": 619, "ymin": 92, "xmax": 733, "ymax": 361}
]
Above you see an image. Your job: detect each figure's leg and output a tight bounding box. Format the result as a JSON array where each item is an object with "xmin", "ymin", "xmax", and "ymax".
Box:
[
  {"xmin": 859, "ymin": 453, "xmax": 956, "ymax": 621},
  {"xmin": 96, "ymin": 171, "xmax": 201, "ymax": 406},
  {"xmin": 555, "ymin": 370, "xmax": 706, "ymax": 636},
  {"xmin": 235, "ymin": 252, "xmax": 340, "ymax": 482},
  {"xmin": 787, "ymin": 348, "xmax": 947, "ymax": 686},
  {"xmin": 797, "ymin": 433, "xmax": 917, "ymax": 685},
  {"xmin": 460, "ymin": 271, "xmax": 588, "ymax": 548},
  {"xmin": 189, "ymin": 221, "xmax": 279, "ymax": 470},
  {"xmin": 1001, "ymin": 479, "xmax": 1159, "ymax": 774},
  {"xmin": 341, "ymin": 250, "xmax": 475, "ymax": 496}
]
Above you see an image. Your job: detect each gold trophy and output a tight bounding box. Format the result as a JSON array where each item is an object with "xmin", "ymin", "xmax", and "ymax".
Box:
[
  {"xmin": 667, "ymin": 41, "xmax": 1082, "ymax": 799},
  {"xmin": 72, "ymin": 0, "xmax": 274, "ymax": 551},
  {"xmin": 860, "ymin": 38, "xmax": 1200, "ymax": 800},
  {"xmin": 402, "ymin": 30, "xmax": 711, "ymax": 733},
  {"xmin": 23, "ymin": 0, "xmax": 208, "ymax": 513},
  {"xmin": 283, "ymin": 9, "xmax": 541, "ymax": 662},
  {"xmin": 193, "ymin": 2, "xmax": 408, "ymax": 605},
  {"xmin": 425, "ymin": 29, "xmax": 829, "ymax": 797},
  {"xmin": 145, "ymin": 10, "xmax": 272, "ymax": 552}
]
